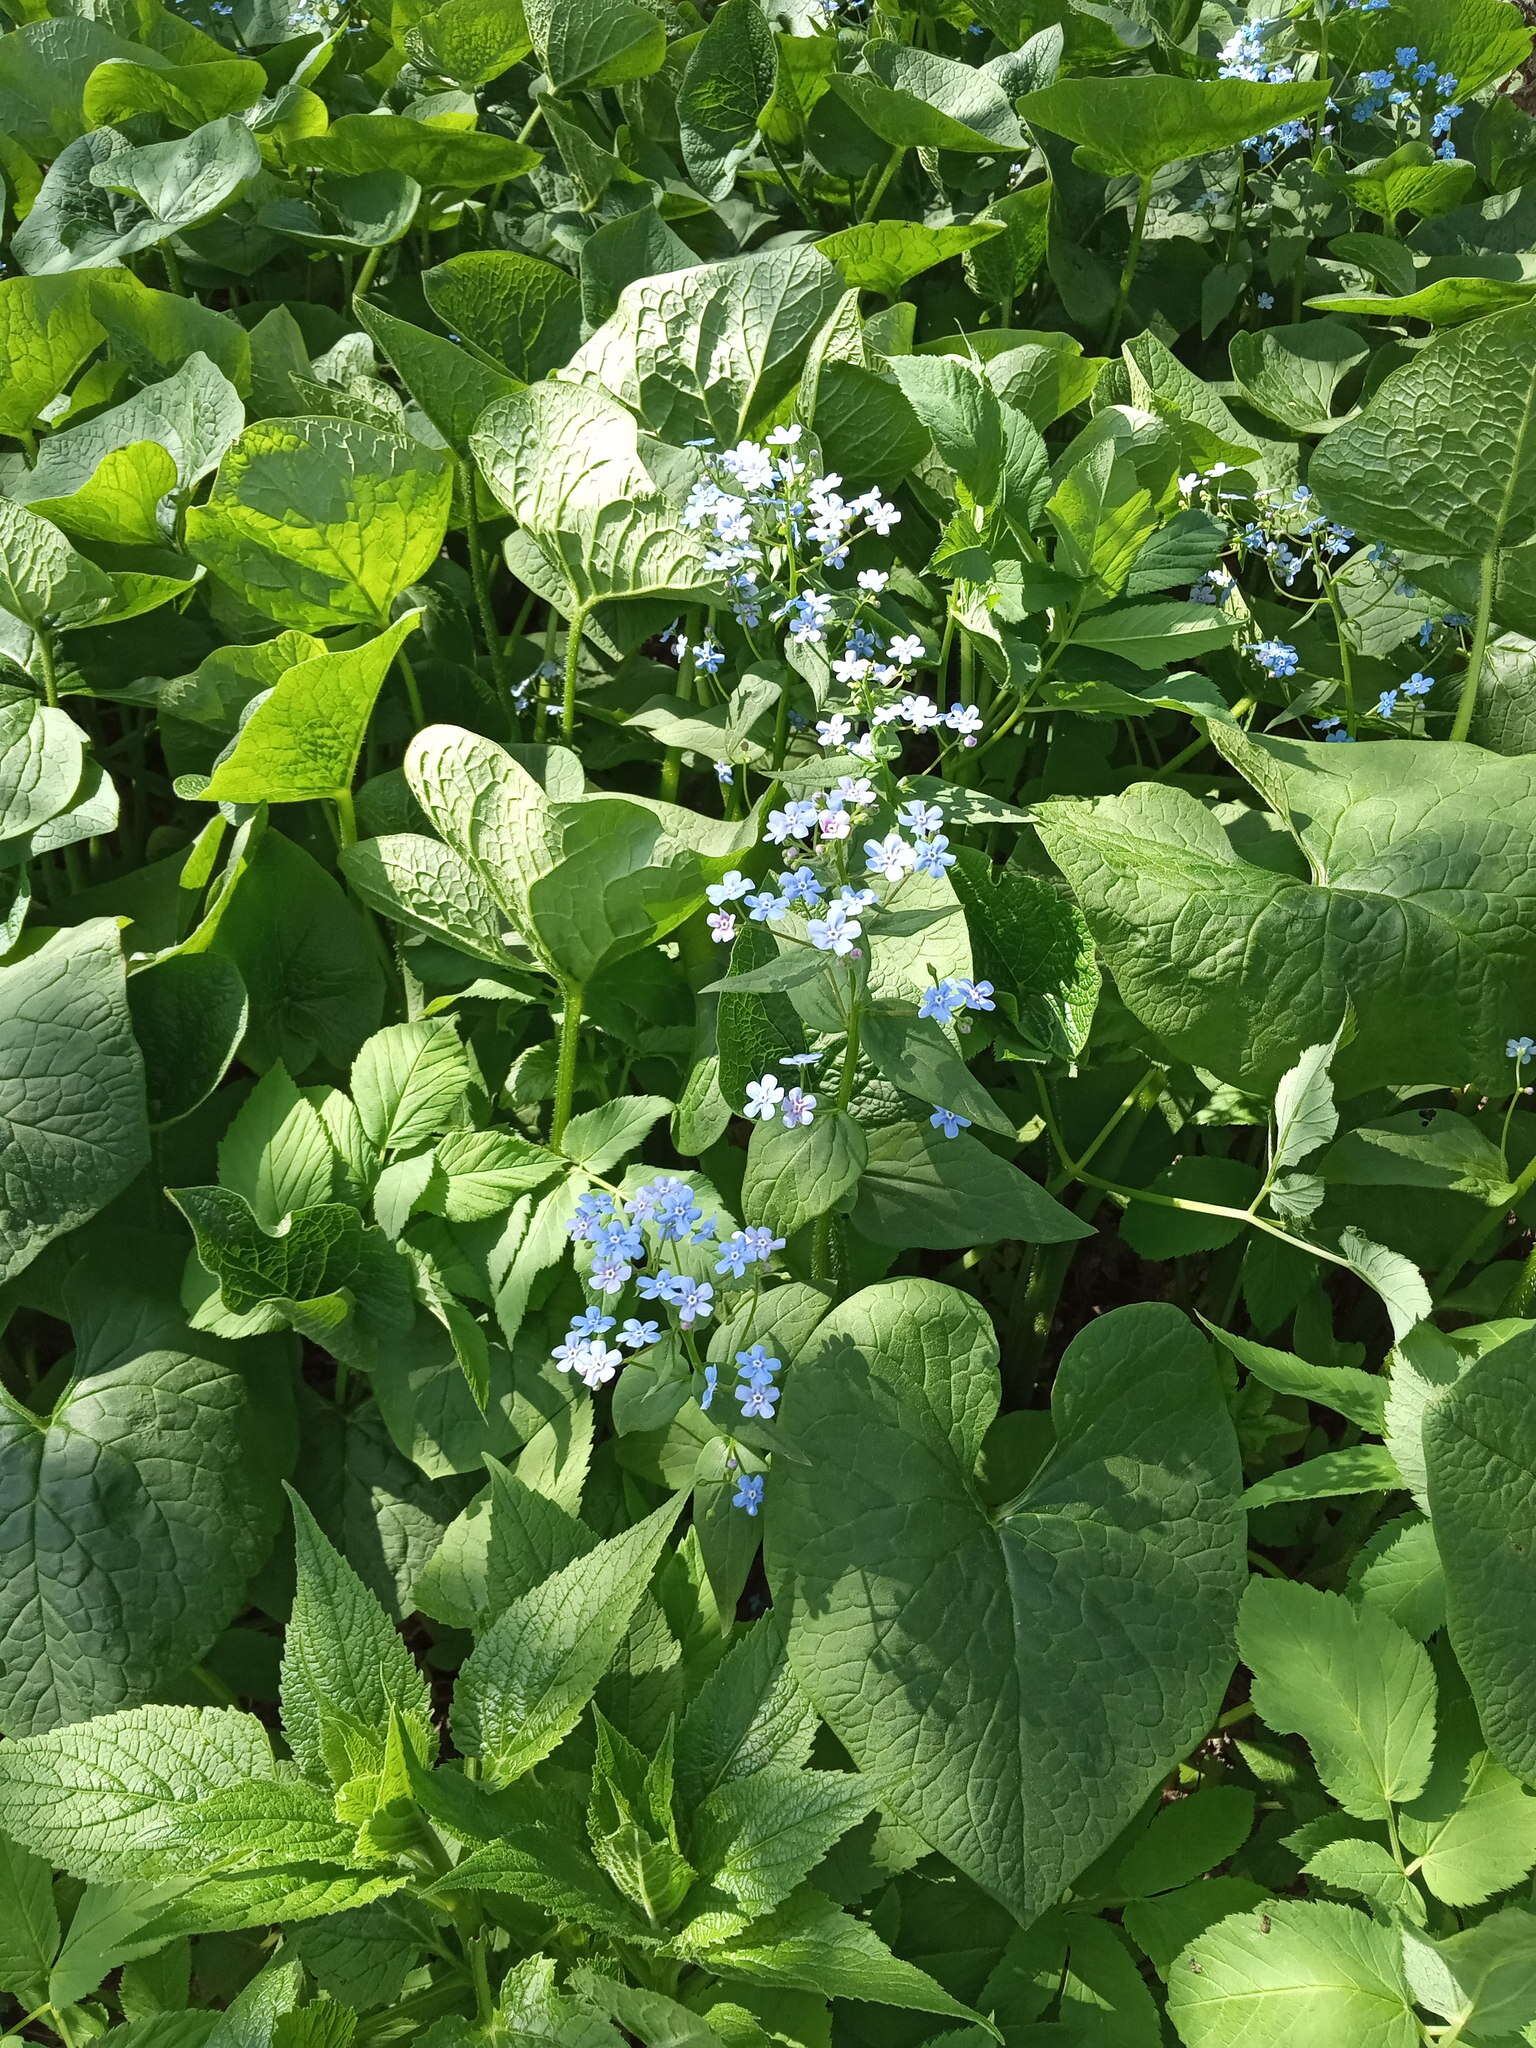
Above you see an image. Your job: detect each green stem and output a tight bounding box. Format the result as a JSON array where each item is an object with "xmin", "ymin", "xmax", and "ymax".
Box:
[
  {"xmin": 354, "ymin": 242, "xmax": 383, "ymax": 297},
  {"xmin": 33, "ymin": 625, "xmax": 59, "ymax": 710},
  {"xmin": 812, "ymin": 1000, "xmax": 862, "ymax": 1280},
  {"xmin": 516, "ymin": 99, "xmax": 544, "ymax": 145},
  {"xmin": 858, "ymin": 145, "xmax": 904, "ymax": 223},
  {"xmin": 1449, "ymin": 550, "xmax": 1498, "ymax": 743},
  {"xmin": 398, "ymin": 647, "xmax": 426, "ymax": 729},
  {"xmin": 160, "ymin": 243, "xmax": 185, "ymax": 295},
  {"xmin": 562, "ymin": 606, "xmax": 590, "ymax": 738},
  {"xmin": 460, "ymin": 455, "xmax": 506, "ymax": 693},
  {"xmin": 1108, "ymin": 174, "xmax": 1152, "ymax": 350},
  {"xmin": 550, "ymin": 980, "xmax": 585, "ymax": 1148},
  {"xmin": 334, "ymin": 784, "xmax": 357, "ymax": 847}
]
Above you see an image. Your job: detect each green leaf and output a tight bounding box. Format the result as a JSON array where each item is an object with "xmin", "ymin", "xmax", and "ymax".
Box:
[
  {"xmin": 828, "ymin": 45, "xmax": 1024, "ymax": 153},
  {"xmin": 567, "ymin": 245, "xmax": 845, "ymax": 445},
  {"xmin": 859, "ymin": 1005, "xmax": 1012, "ymax": 1137},
  {"xmin": 452, "ymin": 1496, "xmax": 684, "ymax": 1784},
  {"xmin": 1425, "ymin": 1327, "xmax": 1536, "ymax": 1785},
  {"xmin": 351, "ymin": 1019, "xmax": 472, "ymax": 1154},
  {"xmin": 1238, "ymin": 1580, "xmax": 1435, "ymax": 1818},
  {"xmin": 1204, "ymin": 1324, "xmax": 1384, "ymax": 1431},
  {"xmin": 291, "ymin": 115, "xmax": 538, "ymax": 193},
  {"xmin": 1412, "ymin": 1908, "xmax": 1536, "ymax": 2039},
  {"xmin": 816, "ymin": 222, "xmax": 1004, "ymax": 300},
  {"xmin": 185, "ymin": 415, "xmax": 452, "ymax": 630},
  {"xmin": 202, "ymin": 613, "xmax": 420, "ymax": 805},
  {"xmin": 1239, "ymin": 1445, "xmax": 1403, "ymax": 1509},
  {"xmin": 1036, "ymin": 733, "xmax": 1536, "ymax": 1093},
  {"xmin": 887, "ymin": 354, "xmax": 1002, "ymax": 504},
  {"xmin": 0, "ymin": 16, "xmax": 151, "ymax": 156},
  {"xmin": 0, "ymin": 1835, "xmax": 58, "ymax": 2005},
  {"xmin": 852, "ymin": 1120, "xmax": 1091, "ymax": 1251},
  {"xmin": 352, "ymin": 298, "xmax": 518, "ymax": 455},
  {"xmin": 1311, "ymin": 302, "xmax": 1536, "ymax": 561},
  {"xmin": 427, "ymin": 1822, "xmax": 654, "ymax": 1940},
  {"xmin": 405, "ymin": 0, "xmax": 532, "ymax": 86},
  {"xmin": 951, "ymin": 851, "xmax": 1100, "ymax": 1058},
  {"xmin": 0, "ymin": 921, "xmax": 147, "ymax": 1283},
  {"xmin": 1073, "ymin": 600, "xmax": 1235, "ymax": 670},
  {"xmin": 211, "ymin": 827, "xmax": 385, "ymax": 1074},
  {"xmin": 559, "ymin": 1096, "xmax": 669, "ymax": 1173},
  {"xmin": 1020, "ymin": 76, "xmax": 1326, "ymax": 180},
  {"xmin": 423, "ymin": 251, "xmax": 581, "ymax": 382},
  {"xmin": 19, "ymin": 117, "xmax": 260, "ymax": 274},
  {"xmin": 767, "ymin": 1291, "xmax": 1243, "ymax": 1922},
  {"xmin": 82, "ymin": 53, "xmax": 266, "ymax": 129},
  {"xmin": 280, "ymin": 1490, "xmax": 435, "ymax": 1787},
  {"xmin": 679, "ymin": 0, "xmax": 777, "ymax": 201},
  {"xmin": 688, "ymin": 1769, "xmax": 872, "ymax": 1927},
  {"xmin": 525, "ymin": 0, "xmax": 665, "ymax": 90},
  {"xmin": 675, "ymin": 1617, "xmax": 817, "ymax": 1813},
  {"xmin": 742, "ymin": 1110, "xmax": 866, "ymax": 1240},
  {"xmin": 0, "ymin": 498, "xmax": 113, "ymax": 631},
  {"xmin": 128, "ymin": 951, "xmax": 248, "ymax": 1128},
  {"xmin": 1329, "ymin": 0, "xmax": 1533, "ymax": 99},
  {"xmin": 1115, "ymin": 1786, "xmax": 1255, "ymax": 1901},
  {"xmin": 1228, "ymin": 320, "xmax": 1369, "ymax": 436},
  {"xmin": 676, "ymin": 1883, "xmax": 984, "ymax": 2024},
  {"xmin": 0, "ymin": 1705, "xmax": 276, "ymax": 1879},
  {"xmin": 1168, "ymin": 1900, "xmax": 1417, "ymax": 2047},
  {"xmin": 0, "ymin": 273, "xmax": 106, "ymax": 437}
]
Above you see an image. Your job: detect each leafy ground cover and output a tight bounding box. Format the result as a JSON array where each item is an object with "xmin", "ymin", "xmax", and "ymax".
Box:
[{"xmin": 8, "ymin": 0, "xmax": 1536, "ymax": 2040}]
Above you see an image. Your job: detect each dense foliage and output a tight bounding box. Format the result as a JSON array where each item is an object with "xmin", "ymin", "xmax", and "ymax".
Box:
[{"xmin": 7, "ymin": 0, "xmax": 1536, "ymax": 2040}]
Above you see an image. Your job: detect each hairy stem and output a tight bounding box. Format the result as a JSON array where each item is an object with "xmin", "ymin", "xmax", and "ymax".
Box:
[{"xmin": 550, "ymin": 980, "xmax": 585, "ymax": 1148}]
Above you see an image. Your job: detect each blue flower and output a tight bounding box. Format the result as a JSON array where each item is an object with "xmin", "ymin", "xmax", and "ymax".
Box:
[
  {"xmin": 930, "ymin": 1106, "xmax": 971, "ymax": 1140},
  {"xmin": 736, "ymin": 1344, "xmax": 782, "ymax": 1383},
  {"xmin": 1249, "ymin": 639, "xmax": 1301, "ymax": 679},
  {"xmin": 700, "ymin": 1364, "xmax": 718, "ymax": 1410},
  {"xmin": 1377, "ymin": 689, "xmax": 1399, "ymax": 718},
  {"xmin": 1404, "ymin": 671, "xmax": 1434, "ymax": 697},
  {"xmin": 1509, "ymin": 1037, "xmax": 1536, "ymax": 1061},
  {"xmin": 733, "ymin": 1473, "xmax": 765, "ymax": 1515},
  {"xmin": 620, "ymin": 1318, "xmax": 660, "ymax": 1349},
  {"xmin": 737, "ymin": 1379, "xmax": 780, "ymax": 1419},
  {"xmin": 919, "ymin": 978, "xmax": 966, "ymax": 1026}
]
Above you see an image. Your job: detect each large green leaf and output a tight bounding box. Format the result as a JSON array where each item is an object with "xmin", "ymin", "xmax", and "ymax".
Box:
[
  {"xmin": 14, "ymin": 119, "xmax": 259, "ymax": 274},
  {"xmin": 1020, "ymin": 76, "xmax": 1326, "ymax": 180},
  {"xmin": 380, "ymin": 724, "xmax": 757, "ymax": 984},
  {"xmin": 473, "ymin": 381, "xmax": 721, "ymax": 621},
  {"xmin": 1036, "ymin": 732, "xmax": 1536, "ymax": 1094},
  {"xmin": 423, "ymin": 250, "xmax": 581, "ymax": 382},
  {"xmin": 185, "ymin": 415, "xmax": 452, "ymax": 630},
  {"xmin": 524, "ymin": 0, "xmax": 665, "ymax": 91},
  {"xmin": 199, "ymin": 613, "xmax": 420, "ymax": 805},
  {"xmin": 0, "ymin": 921, "xmax": 147, "ymax": 1282},
  {"xmin": 1167, "ymin": 1901, "xmax": 1419, "ymax": 2048},
  {"xmin": 0, "ymin": 273, "xmax": 105, "ymax": 437},
  {"xmin": 828, "ymin": 44, "xmax": 1025, "ymax": 153},
  {"xmin": 1425, "ymin": 1327, "xmax": 1536, "ymax": 1785},
  {"xmin": 565, "ymin": 245, "xmax": 846, "ymax": 444},
  {"xmin": 291, "ymin": 115, "xmax": 538, "ymax": 193},
  {"xmin": 679, "ymin": 0, "xmax": 777, "ymax": 201},
  {"xmin": 1238, "ymin": 1581, "xmax": 1436, "ymax": 1819},
  {"xmin": 766, "ymin": 1290, "xmax": 1243, "ymax": 1922},
  {"xmin": 0, "ymin": 1261, "xmax": 291, "ymax": 1734},
  {"xmin": 1310, "ymin": 302, "xmax": 1536, "ymax": 560}
]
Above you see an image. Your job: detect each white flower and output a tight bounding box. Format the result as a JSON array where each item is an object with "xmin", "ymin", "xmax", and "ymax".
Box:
[
  {"xmin": 744, "ymin": 1074, "xmax": 785, "ymax": 1119},
  {"xmin": 707, "ymin": 869, "xmax": 753, "ymax": 907},
  {"xmin": 816, "ymin": 713, "xmax": 854, "ymax": 748},
  {"xmin": 857, "ymin": 568, "xmax": 889, "ymax": 593},
  {"xmin": 888, "ymin": 633, "xmax": 926, "ymax": 667}
]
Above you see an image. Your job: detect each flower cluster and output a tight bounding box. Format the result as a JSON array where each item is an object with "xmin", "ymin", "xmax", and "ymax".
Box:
[
  {"xmin": 701, "ymin": 1344, "xmax": 784, "ymax": 1421},
  {"xmin": 554, "ymin": 1176, "xmax": 787, "ymax": 1388},
  {"xmin": 681, "ymin": 425, "xmax": 898, "ymax": 628},
  {"xmin": 744, "ymin": 1072, "xmax": 818, "ymax": 1127},
  {"xmin": 1352, "ymin": 48, "xmax": 1462, "ymax": 157},
  {"xmin": 918, "ymin": 976, "xmax": 995, "ymax": 1026}
]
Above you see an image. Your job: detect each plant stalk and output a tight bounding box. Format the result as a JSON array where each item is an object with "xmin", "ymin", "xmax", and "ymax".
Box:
[
  {"xmin": 551, "ymin": 980, "xmax": 585, "ymax": 1148},
  {"xmin": 1449, "ymin": 549, "xmax": 1498, "ymax": 742},
  {"xmin": 1107, "ymin": 174, "xmax": 1152, "ymax": 350}
]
